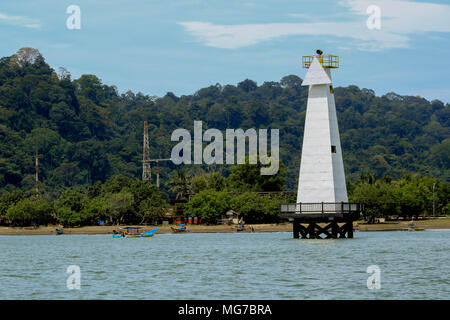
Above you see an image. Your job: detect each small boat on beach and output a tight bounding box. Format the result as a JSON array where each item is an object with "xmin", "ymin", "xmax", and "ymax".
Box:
[
  {"xmin": 140, "ymin": 227, "xmax": 158, "ymax": 237},
  {"xmin": 55, "ymin": 227, "xmax": 64, "ymax": 235},
  {"xmin": 171, "ymin": 224, "xmax": 190, "ymax": 233},
  {"xmin": 235, "ymin": 217, "xmax": 246, "ymax": 231},
  {"xmin": 403, "ymin": 218, "xmax": 425, "ymax": 231},
  {"xmin": 112, "ymin": 226, "xmax": 158, "ymax": 238},
  {"xmin": 403, "ymin": 226, "xmax": 425, "ymax": 231}
]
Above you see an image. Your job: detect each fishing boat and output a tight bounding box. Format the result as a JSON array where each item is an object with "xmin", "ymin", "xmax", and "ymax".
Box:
[
  {"xmin": 112, "ymin": 233, "xmax": 124, "ymax": 238},
  {"xmin": 403, "ymin": 218, "xmax": 425, "ymax": 231},
  {"xmin": 236, "ymin": 222, "xmax": 245, "ymax": 231},
  {"xmin": 112, "ymin": 226, "xmax": 158, "ymax": 238},
  {"xmin": 403, "ymin": 225, "xmax": 425, "ymax": 231},
  {"xmin": 140, "ymin": 227, "xmax": 158, "ymax": 237},
  {"xmin": 171, "ymin": 224, "xmax": 190, "ymax": 233},
  {"xmin": 236, "ymin": 217, "xmax": 245, "ymax": 231}
]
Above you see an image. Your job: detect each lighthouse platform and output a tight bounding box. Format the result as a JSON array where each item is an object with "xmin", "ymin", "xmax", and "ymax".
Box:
[{"xmin": 279, "ymin": 202, "xmax": 364, "ymax": 239}]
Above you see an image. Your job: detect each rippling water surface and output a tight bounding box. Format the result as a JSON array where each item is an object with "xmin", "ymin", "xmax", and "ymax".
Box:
[{"xmin": 0, "ymin": 230, "xmax": 449, "ymax": 299}]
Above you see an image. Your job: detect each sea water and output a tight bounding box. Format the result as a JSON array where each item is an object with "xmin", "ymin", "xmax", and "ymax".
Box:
[{"xmin": 0, "ymin": 230, "xmax": 449, "ymax": 299}]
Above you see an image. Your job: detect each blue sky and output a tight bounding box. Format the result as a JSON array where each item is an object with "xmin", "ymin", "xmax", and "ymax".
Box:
[{"xmin": 1, "ymin": 0, "xmax": 450, "ymax": 102}]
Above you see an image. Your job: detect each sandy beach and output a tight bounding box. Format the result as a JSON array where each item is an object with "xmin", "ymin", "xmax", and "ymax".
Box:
[
  {"xmin": 355, "ymin": 217, "xmax": 450, "ymax": 232},
  {"xmin": 0, "ymin": 223, "xmax": 290, "ymax": 235},
  {"xmin": 0, "ymin": 218, "xmax": 449, "ymax": 235}
]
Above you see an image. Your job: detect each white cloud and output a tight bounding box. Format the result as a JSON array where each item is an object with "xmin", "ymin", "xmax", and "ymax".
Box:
[
  {"xmin": 337, "ymin": 46, "xmax": 352, "ymax": 51},
  {"xmin": 343, "ymin": 0, "xmax": 450, "ymax": 33},
  {"xmin": 179, "ymin": 21, "xmax": 408, "ymax": 51},
  {"xmin": 179, "ymin": 0, "xmax": 450, "ymax": 50},
  {"xmin": 0, "ymin": 12, "xmax": 41, "ymax": 29}
]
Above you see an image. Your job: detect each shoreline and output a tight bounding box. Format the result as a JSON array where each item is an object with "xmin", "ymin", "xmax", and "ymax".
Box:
[{"xmin": 0, "ymin": 218, "xmax": 449, "ymax": 235}]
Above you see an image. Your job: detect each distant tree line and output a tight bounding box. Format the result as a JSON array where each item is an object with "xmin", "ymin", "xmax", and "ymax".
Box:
[
  {"xmin": 349, "ymin": 174, "xmax": 449, "ymax": 222},
  {"xmin": 0, "ymin": 175, "xmax": 167, "ymax": 227},
  {"xmin": 0, "ymin": 165, "xmax": 448, "ymax": 227},
  {"xmin": 184, "ymin": 169, "xmax": 449, "ymax": 223},
  {"xmin": 0, "ymin": 48, "xmax": 448, "ymax": 226}
]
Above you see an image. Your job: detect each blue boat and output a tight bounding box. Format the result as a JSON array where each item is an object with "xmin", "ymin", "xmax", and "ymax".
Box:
[
  {"xmin": 140, "ymin": 227, "xmax": 158, "ymax": 237},
  {"xmin": 112, "ymin": 227, "xmax": 158, "ymax": 238},
  {"xmin": 170, "ymin": 224, "xmax": 190, "ymax": 233}
]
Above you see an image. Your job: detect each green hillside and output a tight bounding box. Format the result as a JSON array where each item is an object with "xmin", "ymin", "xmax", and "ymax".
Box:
[{"xmin": 0, "ymin": 48, "xmax": 449, "ymax": 200}]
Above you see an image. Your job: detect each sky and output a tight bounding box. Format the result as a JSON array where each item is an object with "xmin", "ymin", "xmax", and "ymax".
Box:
[{"xmin": 1, "ymin": 0, "xmax": 450, "ymax": 102}]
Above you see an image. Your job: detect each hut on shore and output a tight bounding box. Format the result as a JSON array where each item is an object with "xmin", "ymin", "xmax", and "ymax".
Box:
[{"xmin": 221, "ymin": 210, "xmax": 240, "ymax": 225}]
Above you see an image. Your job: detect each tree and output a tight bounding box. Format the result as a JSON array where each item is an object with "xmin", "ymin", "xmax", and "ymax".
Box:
[
  {"xmin": 138, "ymin": 194, "xmax": 167, "ymax": 224},
  {"xmin": 237, "ymin": 79, "xmax": 257, "ymax": 92},
  {"xmin": 228, "ymin": 159, "xmax": 286, "ymax": 192},
  {"xmin": 6, "ymin": 198, "xmax": 34, "ymax": 225},
  {"xmin": 168, "ymin": 170, "xmax": 192, "ymax": 199},
  {"xmin": 10, "ymin": 48, "xmax": 43, "ymax": 68},
  {"xmin": 350, "ymin": 181, "xmax": 399, "ymax": 222},
  {"xmin": 429, "ymin": 139, "xmax": 450, "ymax": 180},
  {"xmin": 83, "ymin": 197, "xmax": 108, "ymax": 223},
  {"xmin": 280, "ymin": 75, "xmax": 302, "ymax": 88},
  {"xmin": 103, "ymin": 191, "xmax": 134, "ymax": 225},
  {"xmin": 103, "ymin": 174, "xmax": 134, "ymax": 194},
  {"xmin": 229, "ymin": 192, "xmax": 279, "ymax": 223},
  {"xmin": 56, "ymin": 206, "xmax": 83, "ymax": 226},
  {"xmin": 184, "ymin": 190, "xmax": 230, "ymax": 220},
  {"xmin": 0, "ymin": 190, "xmax": 24, "ymax": 216},
  {"xmin": 128, "ymin": 179, "xmax": 168, "ymax": 224},
  {"xmin": 57, "ymin": 67, "xmax": 71, "ymax": 81},
  {"xmin": 191, "ymin": 172, "xmax": 226, "ymax": 193},
  {"xmin": 54, "ymin": 187, "xmax": 89, "ymax": 226},
  {"xmin": 74, "ymin": 74, "xmax": 114, "ymax": 104},
  {"xmin": 6, "ymin": 198, "xmax": 53, "ymax": 226}
]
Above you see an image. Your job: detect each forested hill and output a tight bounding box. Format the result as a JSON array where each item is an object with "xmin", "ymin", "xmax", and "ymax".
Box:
[{"xmin": 0, "ymin": 48, "xmax": 449, "ymax": 197}]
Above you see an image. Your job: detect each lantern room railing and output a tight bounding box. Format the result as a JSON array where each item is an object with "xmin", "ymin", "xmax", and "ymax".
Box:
[{"xmin": 302, "ymin": 54, "xmax": 339, "ymax": 69}]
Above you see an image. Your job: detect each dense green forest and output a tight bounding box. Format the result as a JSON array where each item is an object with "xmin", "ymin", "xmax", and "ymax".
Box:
[{"xmin": 0, "ymin": 48, "xmax": 449, "ymax": 224}]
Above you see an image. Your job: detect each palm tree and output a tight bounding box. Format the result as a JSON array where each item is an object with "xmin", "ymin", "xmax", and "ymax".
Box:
[{"xmin": 168, "ymin": 170, "xmax": 192, "ymax": 199}]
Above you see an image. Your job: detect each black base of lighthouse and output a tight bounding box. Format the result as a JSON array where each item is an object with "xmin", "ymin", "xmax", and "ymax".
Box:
[{"xmin": 293, "ymin": 219, "xmax": 353, "ymax": 239}]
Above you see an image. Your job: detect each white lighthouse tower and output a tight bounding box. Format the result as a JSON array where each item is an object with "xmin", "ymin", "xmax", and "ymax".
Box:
[
  {"xmin": 296, "ymin": 52, "xmax": 348, "ymax": 204},
  {"xmin": 280, "ymin": 53, "xmax": 361, "ymax": 239}
]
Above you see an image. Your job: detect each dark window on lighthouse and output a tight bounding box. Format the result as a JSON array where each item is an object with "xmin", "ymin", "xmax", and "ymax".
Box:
[{"xmin": 331, "ymin": 145, "xmax": 337, "ymax": 153}]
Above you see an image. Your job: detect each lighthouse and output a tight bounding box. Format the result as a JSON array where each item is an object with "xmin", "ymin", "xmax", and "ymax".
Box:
[
  {"xmin": 297, "ymin": 52, "xmax": 348, "ymax": 204},
  {"xmin": 279, "ymin": 52, "xmax": 363, "ymax": 239}
]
